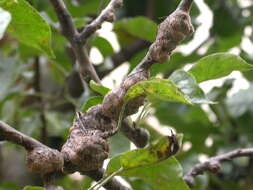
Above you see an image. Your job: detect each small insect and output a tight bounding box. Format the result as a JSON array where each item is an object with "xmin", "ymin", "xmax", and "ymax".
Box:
[{"xmin": 168, "ymin": 129, "xmax": 180, "ymax": 155}]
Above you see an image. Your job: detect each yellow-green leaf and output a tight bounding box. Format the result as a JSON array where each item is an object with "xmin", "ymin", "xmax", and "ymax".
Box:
[
  {"xmin": 0, "ymin": 0, "xmax": 54, "ymax": 57},
  {"xmin": 124, "ymin": 78, "xmax": 191, "ymax": 105},
  {"xmin": 89, "ymin": 80, "xmax": 110, "ymax": 96}
]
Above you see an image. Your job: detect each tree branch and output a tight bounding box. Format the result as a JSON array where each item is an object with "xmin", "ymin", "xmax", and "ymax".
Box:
[
  {"xmin": 177, "ymin": 0, "xmax": 193, "ymax": 12},
  {"xmin": 49, "ymin": 0, "xmax": 100, "ymax": 83},
  {"xmin": 121, "ymin": 120, "xmax": 149, "ymax": 148},
  {"xmin": 129, "ymin": 0, "xmax": 194, "ymax": 74},
  {"xmin": 77, "ymin": 0, "xmax": 123, "ymax": 43},
  {"xmin": 67, "ymin": 40, "xmax": 150, "ymax": 98},
  {"xmin": 49, "ymin": 0, "xmax": 77, "ymax": 42},
  {"xmin": 42, "ymin": 173, "xmax": 64, "ymax": 190},
  {"xmin": 0, "ymin": 120, "xmax": 45, "ymax": 150},
  {"xmin": 61, "ymin": 0, "xmax": 195, "ymax": 175},
  {"xmin": 184, "ymin": 148, "xmax": 253, "ymax": 187}
]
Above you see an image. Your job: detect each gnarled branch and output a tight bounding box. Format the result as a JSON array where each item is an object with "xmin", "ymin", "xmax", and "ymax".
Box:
[{"xmin": 0, "ymin": 120, "xmax": 131, "ymax": 190}]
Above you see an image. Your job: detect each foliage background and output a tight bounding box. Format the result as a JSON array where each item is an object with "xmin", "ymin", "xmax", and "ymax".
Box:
[{"xmin": 0, "ymin": 0, "xmax": 253, "ymax": 189}]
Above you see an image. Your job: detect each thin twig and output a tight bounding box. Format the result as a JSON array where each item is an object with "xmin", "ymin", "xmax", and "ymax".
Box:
[
  {"xmin": 0, "ymin": 121, "xmax": 45, "ymax": 150},
  {"xmin": 77, "ymin": 0, "xmax": 123, "ymax": 43},
  {"xmin": 49, "ymin": 0, "xmax": 101, "ymax": 83},
  {"xmin": 184, "ymin": 148, "xmax": 253, "ymax": 187}
]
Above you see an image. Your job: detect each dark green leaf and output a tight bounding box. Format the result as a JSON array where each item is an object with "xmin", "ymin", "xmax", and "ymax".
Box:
[
  {"xmin": 0, "ymin": 0, "xmax": 54, "ymax": 57},
  {"xmin": 169, "ymin": 70, "xmax": 213, "ymax": 104},
  {"xmin": 89, "ymin": 80, "xmax": 110, "ymax": 96},
  {"xmin": 114, "ymin": 16, "xmax": 157, "ymax": 42},
  {"xmin": 124, "ymin": 78, "xmax": 191, "ymax": 105},
  {"xmin": 122, "ymin": 158, "xmax": 190, "ymax": 190},
  {"xmin": 189, "ymin": 53, "xmax": 253, "ymax": 83},
  {"xmin": 81, "ymin": 96, "xmax": 103, "ymax": 112},
  {"xmin": 0, "ymin": 7, "xmax": 11, "ymax": 39}
]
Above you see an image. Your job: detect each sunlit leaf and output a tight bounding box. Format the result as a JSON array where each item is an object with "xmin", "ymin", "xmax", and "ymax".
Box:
[
  {"xmin": 89, "ymin": 80, "xmax": 110, "ymax": 96},
  {"xmin": 106, "ymin": 135, "xmax": 189, "ymax": 190},
  {"xmin": 106, "ymin": 134, "xmax": 183, "ymax": 174},
  {"xmin": 124, "ymin": 78, "xmax": 191, "ymax": 105},
  {"xmin": 0, "ymin": 7, "xmax": 11, "ymax": 39},
  {"xmin": 169, "ymin": 70, "xmax": 213, "ymax": 104},
  {"xmin": 0, "ymin": 0, "xmax": 54, "ymax": 57},
  {"xmin": 189, "ymin": 53, "xmax": 253, "ymax": 83},
  {"xmin": 122, "ymin": 158, "xmax": 190, "ymax": 190}
]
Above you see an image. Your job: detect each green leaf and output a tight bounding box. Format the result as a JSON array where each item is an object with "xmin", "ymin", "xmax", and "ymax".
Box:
[
  {"xmin": 106, "ymin": 135, "xmax": 183, "ymax": 174},
  {"xmin": 0, "ymin": 7, "xmax": 11, "ymax": 39},
  {"xmin": 89, "ymin": 80, "xmax": 110, "ymax": 96},
  {"xmin": 81, "ymin": 96, "xmax": 103, "ymax": 112},
  {"xmin": 0, "ymin": 0, "xmax": 54, "ymax": 57},
  {"xmin": 123, "ymin": 158, "xmax": 190, "ymax": 190},
  {"xmin": 90, "ymin": 36, "xmax": 114, "ymax": 57},
  {"xmin": 188, "ymin": 53, "xmax": 253, "ymax": 83},
  {"xmin": 124, "ymin": 78, "xmax": 191, "ymax": 105},
  {"xmin": 106, "ymin": 137, "xmax": 189, "ymax": 190},
  {"xmin": 23, "ymin": 186, "xmax": 45, "ymax": 190},
  {"xmin": 169, "ymin": 70, "xmax": 213, "ymax": 104},
  {"xmin": 114, "ymin": 16, "xmax": 157, "ymax": 42},
  {"xmin": 108, "ymin": 132, "xmax": 131, "ymax": 158}
]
